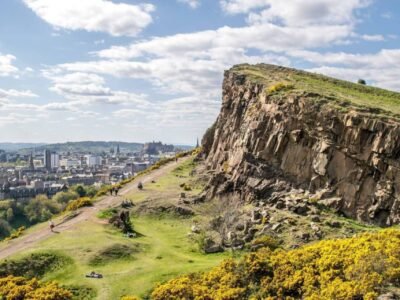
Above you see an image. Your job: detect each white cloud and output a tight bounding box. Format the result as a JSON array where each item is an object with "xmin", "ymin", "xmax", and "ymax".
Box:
[
  {"xmin": 96, "ymin": 23, "xmax": 351, "ymax": 60},
  {"xmin": 43, "ymin": 71, "xmax": 151, "ymax": 106},
  {"xmin": 0, "ymin": 89, "xmax": 38, "ymax": 99},
  {"xmin": 221, "ymin": 0, "xmax": 369, "ymax": 27},
  {"xmin": 23, "ymin": 0, "xmax": 155, "ymax": 37},
  {"xmin": 0, "ymin": 54, "xmax": 19, "ymax": 77},
  {"xmin": 220, "ymin": 0, "xmax": 268, "ymax": 14},
  {"xmin": 178, "ymin": 0, "xmax": 201, "ymax": 9},
  {"xmin": 361, "ymin": 34, "xmax": 385, "ymax": 42}
]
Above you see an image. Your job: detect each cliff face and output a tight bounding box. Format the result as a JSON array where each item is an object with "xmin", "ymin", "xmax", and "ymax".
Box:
[{"xmin": 203, "ymin": 64, "xmax": 400, "ymax": 226}]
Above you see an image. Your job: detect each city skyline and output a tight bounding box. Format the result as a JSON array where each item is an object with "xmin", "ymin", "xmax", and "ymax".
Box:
[{"xmin": 0, "ymin": 0, "xmax": 399, "ymax": 144}]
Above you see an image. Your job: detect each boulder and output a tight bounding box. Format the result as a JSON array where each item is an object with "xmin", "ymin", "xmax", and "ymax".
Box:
[
  {"xmin": 291, "ymin": 203, "xmax": 310, "ymax": 216},
  {"xmin": 235, "ymin": 223, "xmax": 245, "ymax": 231},
  {"xmin": 271, "ymin": 223, "xmax": 282, "ymax": 232},
  {"xmin": 251, "ymin": 209, "xmax": 262, "ymax": 222},
  {"xmin": 377, "ymin": 293, "xmax": 398, "ymax": 300},
  {"xmin": 310, "ymin": 215, "xmax": 321, "ymax": 222},
  {"xmin": 191, "ymin": 225, "xmax": 201, "ymax": 234},
  {"xmin": 275, "ymin": 200, "xmax": 286, "ymax": 209},
  {"xmin": 203, "ymin": 237, "xmax": 223, "ymax": 254},
  {"xmin": 298, "ymin": 232, "xmax": 310, "ymax": 241},
  {"xmin": 310, "ymin": 222, "xmax": 320, "ymax": 232},
  {"xmin": 327, "ymin": 220, "xmax": 342, "ymax": 228}
]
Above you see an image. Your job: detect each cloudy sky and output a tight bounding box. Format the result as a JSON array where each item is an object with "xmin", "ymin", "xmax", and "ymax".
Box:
[{"xmin": 0, "ymin": 0, "xmax": 399, "ymax": 144}]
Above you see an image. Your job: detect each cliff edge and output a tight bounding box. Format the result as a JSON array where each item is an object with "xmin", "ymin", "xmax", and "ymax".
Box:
[{"xmin": 202, "ymin": 64, "xmax": 400, "ymax": 226}]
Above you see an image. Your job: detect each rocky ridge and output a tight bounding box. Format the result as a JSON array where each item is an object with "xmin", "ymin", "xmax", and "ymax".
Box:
[{"xmin": 202, "ymin": 64, "xmax": 400, "ymax": 226}]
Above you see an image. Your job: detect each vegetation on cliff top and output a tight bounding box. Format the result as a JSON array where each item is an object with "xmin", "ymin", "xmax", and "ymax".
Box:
[{"xmin": 232, "ymin": 64, "xmax": 400, "ymax": 117}]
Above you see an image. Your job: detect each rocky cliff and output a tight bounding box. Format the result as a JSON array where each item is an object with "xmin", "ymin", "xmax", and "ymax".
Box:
[{"xmin": 203, "ymin": 64, "xmax": 400, "ymax": 226}]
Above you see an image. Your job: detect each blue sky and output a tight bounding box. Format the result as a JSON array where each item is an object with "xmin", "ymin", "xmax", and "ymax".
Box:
[{"xmin": 0, "ymin": 0, "xmax": 399, "ymax": 144}]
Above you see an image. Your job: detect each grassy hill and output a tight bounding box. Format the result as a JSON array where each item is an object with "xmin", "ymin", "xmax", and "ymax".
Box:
[
  {"xmin": 0, "ymin": 158, "xmax": 231, "ymax": 299},
  {"xmin": 0, "ymin": 143, "xmax": 46, "ymax": 151},
  {"xmin": 232, "ymin": 64, "xmax": 400, "ymax": 118}
]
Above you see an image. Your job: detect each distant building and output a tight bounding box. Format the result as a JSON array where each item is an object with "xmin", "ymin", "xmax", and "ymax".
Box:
[
  {"xmin": 59, "ymin": 158, "xmax": 80, "ymax": 169},
  {"xmin": 51, "ymin": 153, "xmax": 60, "ymax": 168},
  {"xmin": 133, "ymin": 162, "xmax": 149, "ymax": 173},
  {"xmin": 44, "ymin": 150, "xmax": 60, "ymax": 170},
  {"xmin": 44, "ymin": 150, "xmax": 51, "ymax": 171},
  {"xmin": 85, "ymin": 155, "xmax": 102, "ymax": 167},
  {"xmin": 29, "ymin": 153, "xmax": 35, "ymax": 170},
  {"xmin": 62, "ymin": 174, "xmax": 96, "ymax": 186},
  {"xmin": 143, "ymin": 142, "xmax": 174, "ymax": 155}
]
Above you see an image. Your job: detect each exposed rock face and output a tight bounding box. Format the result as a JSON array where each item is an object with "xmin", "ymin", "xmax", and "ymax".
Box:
[{"xmin": 203, "ymin": 65, "xmax": 400, "ymax": 226}]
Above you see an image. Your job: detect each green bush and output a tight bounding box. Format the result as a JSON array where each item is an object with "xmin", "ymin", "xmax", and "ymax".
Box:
[
  {"xmin": 0, "ymin": 252, "xmax": 71, "ymax": 279},
  {"xmin": 53, "ymin": 191, "xmax": 80, "ymax": 205},
  {"xmin": 24, "ymin": 195, "xmax": 62, "ymax": 223},
  {"xmin": 251, "ymin": 235, "xmax": 280, "ymax": 251}
]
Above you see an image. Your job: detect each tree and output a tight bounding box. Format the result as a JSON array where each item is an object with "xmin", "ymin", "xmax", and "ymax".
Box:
[
  {"xmin": 85, "ymin": 186, "xmax": 98, "ymax": 198},
  {"xmin": 72, "ymin": 185, "xmax": 86, "ymax": 197},
  {"xmin": 0, "ymin": 219, "xmax": 11, "ymax": 239},
  {"xmin": 53, "ymin": 191, "xmax": 79, "ymax": 205},
  {"xmin": 358, "ymin": 79, "xmax": 367, "ymax": 85},
  {"xmin": 6, "ymin": 208, "xmax": 14, "ymax": 222},
  {"xmin": 24, "ymin": 195, "xmax": 61, "ymax": 223}
]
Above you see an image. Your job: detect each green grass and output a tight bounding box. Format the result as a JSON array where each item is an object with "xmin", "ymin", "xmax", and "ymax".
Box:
[
  {"xmin": 17, "ymin": 216, "xmax": 230, "ymax": 299},
  {"xmin": 232, "ymin": 64, "xmax": 400, "ymax": 118},
  {"xmin": 2, "ymin": 158, "xmax": 229, "ymax": 299},
  {"xmin": 125, "ymin": 158, "xmax": 204, "ymax": 204}
]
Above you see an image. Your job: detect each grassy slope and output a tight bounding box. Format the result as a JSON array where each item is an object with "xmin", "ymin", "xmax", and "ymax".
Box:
[
  {"xmin": 4, "ymin": 158, "xmax": 230, "ymax": 299},
  {"xmin": 232, "ymin": 64, "xmax": 400, "ymax": 118}
]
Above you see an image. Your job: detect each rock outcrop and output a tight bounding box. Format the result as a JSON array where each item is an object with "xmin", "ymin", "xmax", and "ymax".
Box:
[{"xmin": 202, "ymin": 64, "xmax": 400, "ymax": 226}]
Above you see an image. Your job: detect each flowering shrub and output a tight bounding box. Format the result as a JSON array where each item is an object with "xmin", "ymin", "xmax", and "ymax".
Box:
[
  {"xmin": 4, "ymin": 226, "xmax": 25, "ymax": 242},
  {"xmin": 0, "ymin": 275, "xmax": 72, "ymax": 299},
  {"xmin": 267, "ymin": 82, "xmax": 294, "ymax": 94},
  {"xmin": 152, "ymin": 230, "xmax": 400, "ymax": 300},
  {"xmin": 66, "ymin": 197, "xmax": 93, "ymax": 211},
  {"xmin": 121, "ymin": 296, "xmax": 140, "ymax": 300}
]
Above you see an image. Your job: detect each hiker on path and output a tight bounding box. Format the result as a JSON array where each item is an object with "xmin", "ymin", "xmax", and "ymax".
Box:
[{"xmin": 49, "ymin": 220, "xmax": 55, "ymax": 232}]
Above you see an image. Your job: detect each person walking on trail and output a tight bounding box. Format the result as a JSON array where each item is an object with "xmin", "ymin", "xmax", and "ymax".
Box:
[
  {"xmin": 115, "ymin": 187, "xmax": 120, "ymax": 196},
  {"xmin": 110, "ymin": 187, "xmax": 114, "ymax": 196},
  {"xmin": 49, "ymin": 220, "xmax": 55, "ymax": 232}
]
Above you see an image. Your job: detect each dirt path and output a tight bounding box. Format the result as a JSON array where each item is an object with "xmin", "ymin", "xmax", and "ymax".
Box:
[{"xmin": 0, "ymin": 158, "xmax": 188, "ymax": 260}]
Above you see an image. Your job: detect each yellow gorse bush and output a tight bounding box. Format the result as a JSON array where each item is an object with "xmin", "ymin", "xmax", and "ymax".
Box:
[
  {"xmin": 0, "ymin": 275, "xmax": 72, "ymax": 299},
  {"xmin": 65, "ymin": 197, "xmax": 92, "ymax": 211},
  {"xmin": 152, "ymin": 229, "xmax": 400, "ymax": 300},
  {"xmin": 267, "ymin": 82, "xmax": 294, "ymax": 94},
  {"xmin": 121, "ymin": 296, "xmax": 141, "ymax": 300}
]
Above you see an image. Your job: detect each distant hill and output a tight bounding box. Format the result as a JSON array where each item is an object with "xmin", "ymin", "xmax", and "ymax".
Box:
[
  {"xmin": 0, "ymin": 143, "xmax": 46, "ymax": 151},
  {"xmin": 19, "ymin": 141, "xmax": 143, "ymax": 154}
]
